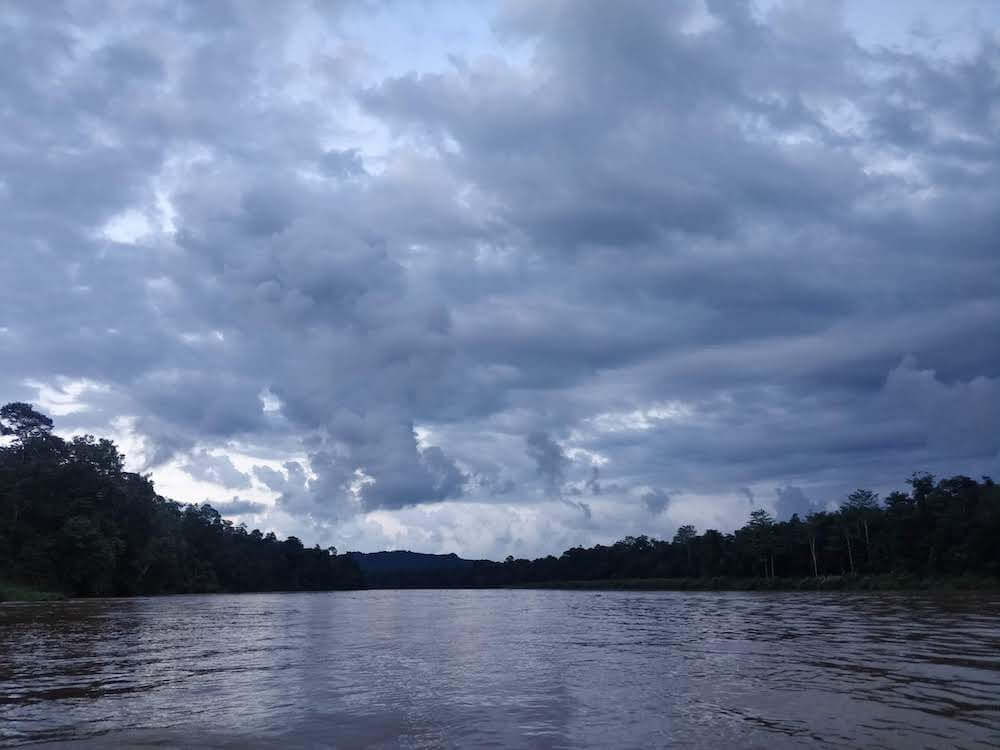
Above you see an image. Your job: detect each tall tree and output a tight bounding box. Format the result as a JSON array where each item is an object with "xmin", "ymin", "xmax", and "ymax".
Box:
[
  {"xmin": 673, "ymin": 524, "xmax": 698, "ymax": 575},
  {"xmin": 842, "ymin": 489, "xmax": 879, "ymax": 569},
  {"xmin": 748, "ymin": 509, "xmax": 776, "ymax": 578}
]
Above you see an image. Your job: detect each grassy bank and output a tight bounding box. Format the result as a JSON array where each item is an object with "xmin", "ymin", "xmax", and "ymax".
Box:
[
  {"xmin": 0, "ymin": 581, "xmax": 66, "ymax": 602},
  {"xmin": 513, "ymin": 574, "xmax": 1000, "ymax": 592}
]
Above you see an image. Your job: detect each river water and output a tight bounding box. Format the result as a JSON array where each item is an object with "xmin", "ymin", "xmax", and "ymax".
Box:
[{"xmin": 1, "ymin": 590, "xmax": 998, "ymax": 748}]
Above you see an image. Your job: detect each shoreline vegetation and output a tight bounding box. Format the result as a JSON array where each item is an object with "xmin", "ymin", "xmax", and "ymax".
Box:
[
  {"xmin": 511, "ymin": 574, "xmax": 1000, "ymax": 592},
  {"xmin": 3, "ymin": 402, "xmax": 1000, "ymax": 600},
  {"xmin": 4, "ymin": 575, "xmax": 998, "ymax": 602},
  {"xmin": 0, "ymin": 581, "xmax": 65, "ymax": 602},
  {"xmin": 1, "ymin": 402, "xmax": 365, "ymax": 599}
]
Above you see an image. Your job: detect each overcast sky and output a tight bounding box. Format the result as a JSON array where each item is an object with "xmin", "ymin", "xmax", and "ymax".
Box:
[{"xmin": 2, "ymin": 0, "xmax": 999, "ymax": 559}]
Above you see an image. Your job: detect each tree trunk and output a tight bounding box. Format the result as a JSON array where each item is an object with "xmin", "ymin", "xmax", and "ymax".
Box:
[
  {"xmin": 845, "ymin": 530, "xmax": 855, "ymax": 574},
  {"xmin": 809, "ymin": 534, "xmax": 818, "ymax": 577}
]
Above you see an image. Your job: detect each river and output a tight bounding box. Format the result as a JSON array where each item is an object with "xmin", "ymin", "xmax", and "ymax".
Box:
[{"xmin": 1, "ymin": 590, "xmax": 998, "ymax": 748}]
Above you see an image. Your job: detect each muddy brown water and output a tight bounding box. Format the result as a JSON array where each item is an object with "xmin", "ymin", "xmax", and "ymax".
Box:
[{"xmin": 2, "ymin": 589, "xmax": 998, "ymax": 748}]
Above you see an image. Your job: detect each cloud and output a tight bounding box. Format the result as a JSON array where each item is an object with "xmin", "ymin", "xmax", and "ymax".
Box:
[
  {"xmin": 210, "ymin": 497, "xmax": 269, "ymax": 516},
  {"xmin": 253, "ymin": 465, "xmax": 288, "ymax": 492},
  {"xmin": 320, "ymin": 148, "xmax": 368, "ymax": 179},
  {"xmin": 774, "ymin": 486, "xmax": 815, "ymax": 521},
  {"xmin": 2, "ymin": 1, "xmax": 999, "ymax": 557},
  {"xmin": 879, "ymin": 355, "xmax": 1000, "ymax": 459},
  {"xmin": 585, "ymin": 466, "xmax": 601, "ymax": 496},
  {"xmin": 570, "ymin": 500, "xmax": 592, "ymax": 521},
  {"xmin": 181, "ymin": 450, "xmax": 252, "ymax": 489},
  {"xmin": 525, "ymin": 431, "xmax": 570, "ymax": 496},
  {"xmin": 643, "ymin": 490, "xmax": 671, "ymax": 515},
  {"xmin": 420, "ymin": 446, "xmax": 468, "ymax": 500}
]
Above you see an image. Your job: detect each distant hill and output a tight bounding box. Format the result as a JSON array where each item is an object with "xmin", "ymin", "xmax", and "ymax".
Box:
[{"xmin": 347, "ymin": 550, "xmax": 487, "ymax": 573}]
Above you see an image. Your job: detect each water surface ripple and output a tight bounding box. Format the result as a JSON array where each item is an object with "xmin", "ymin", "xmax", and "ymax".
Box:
[{"xmin": 1, "ymin": 590, "xmax": 998, "ymax": 748}]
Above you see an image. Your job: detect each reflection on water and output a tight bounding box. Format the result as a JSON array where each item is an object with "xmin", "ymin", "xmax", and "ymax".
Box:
[{"xmin": 1, "ymin": 590, "xmax": 998, "ymax": 748}]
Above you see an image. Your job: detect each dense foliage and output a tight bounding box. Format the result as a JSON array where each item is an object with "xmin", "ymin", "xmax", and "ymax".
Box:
[
  {"xmin": 358, "ymin": 480, "xmax": 1000, "ymax": 588},
  {"xmin": 0, "ymin": 403, "xmax": 363, "ymax": 596},
  {"xmin": 501, "ymin": 474, "xmax": 999, "ymax": 585}
]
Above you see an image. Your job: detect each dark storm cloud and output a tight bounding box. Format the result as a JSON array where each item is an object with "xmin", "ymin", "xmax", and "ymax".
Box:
[
  {"xmin": 525, "ymin": 431, "xmax": 570, "ymax": 496},
  {"xmin": 2, "ymin": 1, "xmax": 999, "ymax": 554},
  {"xmin": 210, "ymin": 497, "xmax": 268, "ymax": 516},
  {"xmin": 181, "ymin": 450, "xmax": 252, "ymax": 490},
  {"xmin": 362, "ymin": 1, "xmax": 870, "ymax": 249},
  {"xmin": 351, "ymin": 426, "xmax": 468, "ymax": 511},
  {"xmin": 585, "ymin": 467, "xmax": 601, "ymax": 496},
  {"xmin": 253, "ymin": 465, "xmax": 288, "ymax": 492},
  {"xmin": 643, "ymin": 490, "xmax": 672, "ymax": 516}
]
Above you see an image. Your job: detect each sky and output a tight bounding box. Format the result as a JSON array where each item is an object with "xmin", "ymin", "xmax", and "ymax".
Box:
[{"xmin": 2, "ymin": 0, "xmax": 999, "ymax": 560}]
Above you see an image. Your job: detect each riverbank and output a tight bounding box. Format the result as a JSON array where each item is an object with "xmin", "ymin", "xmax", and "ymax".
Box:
[
  {"xmin": 4, "ymin": 576, "xmax": 998, "ymax": 600},
  {"xmin": 0, "ymin": 581, "xmax": 66, "ymax": 602},
  {"xmin": 512, "ymin": 574, "xmax": 1000, "ymax": 591}
]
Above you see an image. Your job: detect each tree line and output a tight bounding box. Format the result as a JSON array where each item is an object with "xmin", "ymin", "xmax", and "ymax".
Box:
[
  {"xmin": 359, "ymin": 482, "xmax": 1000, "ymax": 588},
  {"xmin": 3, "ymin": 402, "xmax": 998, "ymax": 596},
  {"xmin": 0, "ymin": 403, "xmax": 363, "ymax": 596}
]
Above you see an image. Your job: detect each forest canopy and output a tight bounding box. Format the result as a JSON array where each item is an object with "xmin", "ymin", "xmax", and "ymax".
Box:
[
  {"xmin": 0, "ymin": 402, "xmax": 363, "ymax": 596},
  {"xmin": 354, "ymin": 472, "xmax": 1000, "ymax": 589},
  {"xmin": 2, "ymin": 403, "xmax": 998, "ymax": 595}
]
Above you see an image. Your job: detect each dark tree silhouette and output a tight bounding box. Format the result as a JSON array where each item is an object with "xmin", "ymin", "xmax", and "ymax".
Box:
[
  {"xmin": 0, "ymin": 402, "xmax": 53, "ymax": 440},
  {"xmin": 0, "ymin": 403, "xmax": 363, "ymax": 596},
  {"xmin": 354, "ymin": 480, "xmax": 1000, "ymax": 588}
]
